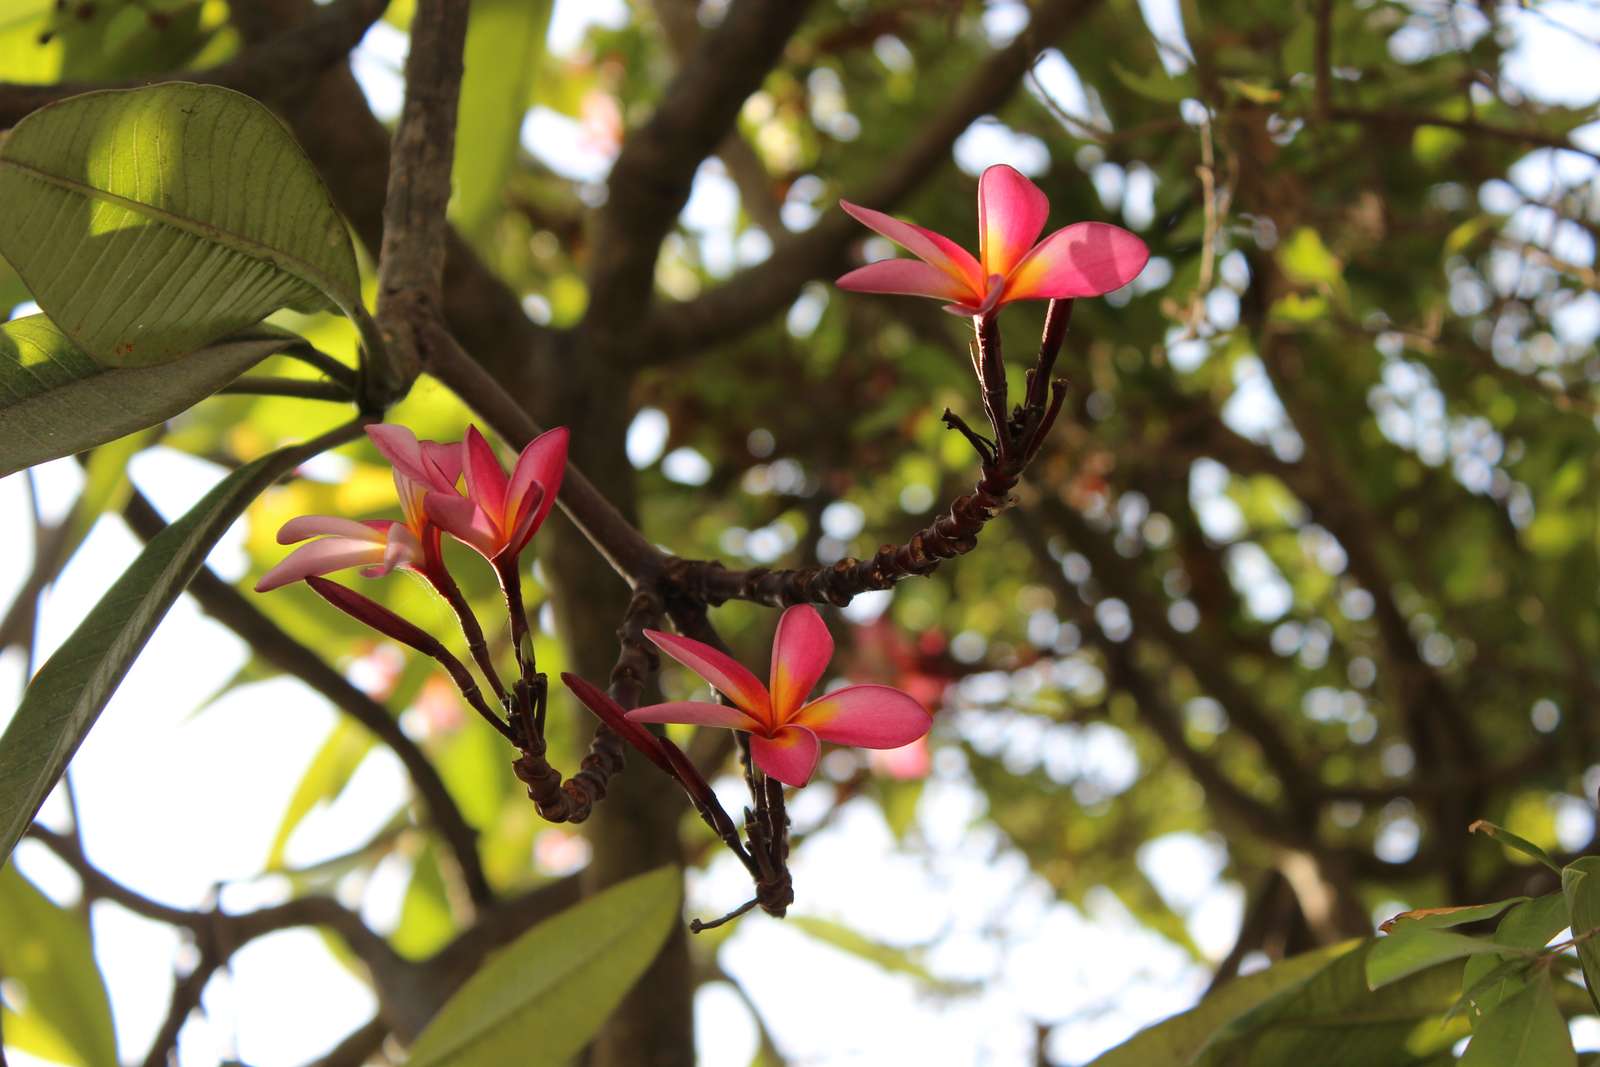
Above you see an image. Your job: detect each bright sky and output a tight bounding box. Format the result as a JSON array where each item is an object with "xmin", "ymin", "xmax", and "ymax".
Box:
[{"xmin": 3, "ymin": 1, "xmax": 1599, "ymax": 1065}]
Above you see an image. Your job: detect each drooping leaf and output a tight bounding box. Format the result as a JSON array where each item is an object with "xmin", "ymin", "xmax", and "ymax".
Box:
[
  {"xmin": 403, "ymin": 866, "xmax": 681, "ymax": 1067},
  {"xmin": 1085, "ymin": 943, "xmax": 1355, "ymax": 1067},
  {"xmin": 394, "ymin": 843, "xmax": 457, "ymax": 961},
  {"xmin": 786, "ymin": 914, "xmax": 968, "ymax": 993},
  {"xmin": 1460, "ymin": 974, "xmax": 1577, "ymax": 1067},
  {"xmin": 0, "ymin": 314, "xmax": 309, "ymax": 477},
  {"xmin": 0, "ymin": 83, "xmax": 362, "ymax": 367},
  {"xmin": 453, "ymin": 0, "xmax": 553, "ymax": 238},
  {"xmin": 1367, "ymin": 928, "xmax": 1533, "ymax": 990},
  {"xmin": 0, "ymin": 423, "xmax": 360, "ymax": 863},
  {"xmin": 0, "ymin": 864, "xmax": 118, "ymax": 1067},
  {"xmin": 265, "ymin": 717, "xmax": 375, "ymax": 870},
  {"xmin": 1562, "ymin": 856, "xmax": 1600, "ymax": 1012}
]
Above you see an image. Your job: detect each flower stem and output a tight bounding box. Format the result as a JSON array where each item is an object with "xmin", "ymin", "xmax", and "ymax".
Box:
[{"xmin": 424, "ymin": 565, "xmax": 509, "ymax": 708}]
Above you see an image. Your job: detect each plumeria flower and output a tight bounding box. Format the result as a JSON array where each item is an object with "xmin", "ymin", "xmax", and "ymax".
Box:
[
  {"xmin": 255, "ymin": 424, "xmax": 461, "ymax": 592},
  {"xmin": 628, "ymin": 605, "xmax": 932, "ymax": 787},
  {"xmin": 424, "ymin": 426, "xmax": 568, "ymax": 563},
  {"xmin": 835, "ymin": 163, "xmax": 1149, "ymax": 316}
]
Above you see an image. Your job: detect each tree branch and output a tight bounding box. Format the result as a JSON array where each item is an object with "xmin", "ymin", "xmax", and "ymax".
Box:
[
  {"xmin": 0, "ymin": 0, "xmax": 387, "ymax": 129},
  {"xmin": 369, "ymin": 0, "xmax": 472, "ymax": 406},
  {"xmin": 579, "ymin": 0, "xmax": 814, "ymax": 361}
]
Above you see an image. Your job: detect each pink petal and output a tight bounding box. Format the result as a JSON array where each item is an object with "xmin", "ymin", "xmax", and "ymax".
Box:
[
  {"xmin": 792, "ymin": 684, "xmax": 932, "ymax": 748},
  {"xmin": 505, "ymin": 427, "xmax": 568, "ymax": 536},
  {"xmin": 366, "ymin": 424, "xmax": 429, "ymax": 482},
  {"xmin": 424, "ymin": 491, "xmax": 502, "ymax": 558},
  {"xmin": 626, "ymin": 701, "xmax": 761, "ymax": 731},
  {"xmin": 502, "ymin": 484, "xmax": 546, "ymax": 558},
  {"xmin": 462, "ymin": 426, "xmax": 509, "ymax": 526},
  {"xmin": 978, "ymin": 164, "xmax": 1049, "ymax": 279},
  {"xmin": 836, "ymin": 259, "xmax": 978, "ymax": 304},
  {"xmin": 255, "ymin": 538, "xmax": 386, "ymax": 592},
  {"xmin": 421, "ymin": 440, "xmax": 464, "ymax": 489},
  {"xmin": 769, "ymin": 604, "xmax": 832, "ymax": 719},
  {"xmin": 839, "ymin": 200, "xmax": 983, "ymax": 292},
  {"xmin": 1003, "ymin": 222, "xmax": 1150, "ymax": 302},
  {"xmin": 750, "ymin": 725, "xmax": 820, "ymax": 787},
  {"xmin": 644, "ymin": 629, "xmax": 772, "ymax": 721},
  {"xmin": 277, "ymin": 514, "xmax": 385, "ymax": 546}
]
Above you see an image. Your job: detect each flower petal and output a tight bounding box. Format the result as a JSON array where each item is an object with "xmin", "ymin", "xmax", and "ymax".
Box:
[
  {"xmin": 792, "ymin": 684, "xmax": 932, "ymax": 748},
  {"xmin": 255, "ymin": 538, "xmax": 386, "ymax": 592},
  {"xmin": 424, "ymin": 491, "xmax": 502, "ymax": 558},
  {"xmin": 277, "ymin": 514, "xmax": 385, "ymax": 546},
  {"xmin": 505, "ymin": 426, "xmax": 568, "ymax": 537},
  {"xmin": 978, "ymin": 164, "xmax": 1050, "ymax": 278},
  {"xmin": 769, "ymin": 604, "xmax": 832, "ymax": 719},
  {"xmin": 626, "ymin": 701, "xmax": 761, "ymax": 731},
  {"xmin": 750, "ymin": 725, "xmax": 821, "ymax": 787},
  {"xmin": 366, "ymin": 424, "xmax": 429, "ymax": 482},
  {"xmin": 462, "ymin": 426, "xmax": 509, "ymax": 528},
  {"xmin": 836, "ymin": 259, "xmax": 978, "ymax": 304},
  {"xmin": 1003, "ymin": 221, "xmax": 1150, "ymax": 301},
  {"xmin": 645, "ymin": 629, "xmax": 771, "ymax": 720},
  {"xmin": 502, "ymin": 484, "xmax": 546, "ymax": 559},
  {"xmin": 421, "ymin": 440, "xmax": 464, "ymax": 489},
  {"xmin": 839, "ymin": 200, "xmax": 983, "ymax": 291}
]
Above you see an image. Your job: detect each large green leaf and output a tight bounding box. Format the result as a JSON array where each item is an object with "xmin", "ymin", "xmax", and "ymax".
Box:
[
  {"xmin": 0, "ymin": 864, "xmax": 118, "ymax": 1067},
  {"xmin": 1367, "ymin": 928, "xmax": 1534, "ymax": 990},
  {"xmin": 453, "ymin": 0, "xmax": 553, "ymax": 238},
  {"xmin": 403, "ymin": 866, "xmax": 681, "ymax": 1067},
  {"xmin": 1197, "ymin": 942, "xmax": 1467, "ymax": 1067},
  {"xmin": 1086, "ymin": 943, "xmax": 1355, "ymax": 1067},
  {"xmin": 0, "ymin": 83, "xmax": 362, "ymax": 367},
  {"xmin": 1460, "ymin": 974, "xmax": 1577, "ymax": 1067},
  {"xmin": 0, "ymin": 423, "xmax": 361, "ymax": 863},
  {"xmin": 0, "ymin": 314, "xmax": 308, "ymax": 477},
  {"xmin": 1457, "ymin": 894, "xmax": 1570, "ymax": 1020},
  {"xmin": 1562, "ymin": 856, "xmax": 1600, "ymax": 1012}
]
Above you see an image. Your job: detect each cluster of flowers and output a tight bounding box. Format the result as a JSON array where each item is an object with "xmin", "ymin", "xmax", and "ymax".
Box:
[{"xmin": 259, "ymin": 164, "xmax": 1147, "ymax": 795}]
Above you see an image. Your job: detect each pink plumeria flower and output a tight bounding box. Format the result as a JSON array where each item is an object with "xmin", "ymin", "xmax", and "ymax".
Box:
[
  {"xmin": 254, "ymin": 424, "xmax": 462, "ymax": 592},
  {"xmin": 628, "ymin": 605, "xmax": 932, "ymax": 788},
  {"xmin": 424, "ymin": 426, "xmax": 568, "ymax": 563},
  {"xmin": 835, "ymin": 163, "xmax": 1149, "ymax": 316}
]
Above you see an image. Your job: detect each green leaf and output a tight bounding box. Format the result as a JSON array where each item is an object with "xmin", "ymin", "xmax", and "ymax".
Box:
[
  {"xmin": 0, "ymin": 83, "xmax": 362, "ymax": 367},
  {"xmin": 0, "ymin": 424, "xmax": 357, "ymax": 864},
  {"xmin": 0, "ymin": 864, "xmax": 117, "ymax": 1067},
  {"xmin": 786, "ymin": 915, "xmax": 967, "ymax": 992},
  {"xmin": 1470, "ymin": 819, "xmax": 1562, "ymax": 872},
  {"xmin": 1367, "ymin": 928, "xmax": 1533, "ymax": 990},
  {"xmin": 1086, "ymin": 943, "xmax": 1355, "ymax": 1067},
  {"xmin": 1562, "ymin": 856, "xmax": 1600, "ymax": 1012},
  {"xmin": 1198, "ymin": 940, "xmax": 1468, "ymax": 1066},
  {"xmin": 403, "ymin": 866, "xmax": 681, "ymax": 1067},
  {"xmin": 1460, "ymin": 974, "xmax": 1576, "ymax": 1067},
  {"xmin": 1457, "ymin": 894, "xmax": 1570, "ymax": 1019},
  {"xmin": 394, "ymin": 844, "xmax": 456, "ymax": 961},
  {"xmin": 1110, "ymin": 60, "xmax": 1199, "ymax": 103},
  {"xmin": 0, "ymin": 314, "xmax": 307, "ymax": 477},
  {"xmin": 265, "ymin": 717, "xmax": 374, "ymax": 870},
  {"xmin": 1378, "ymin": 897, "xmax": 1529, "ymax": 933},
  {"xmin": 453, "ymin": 0, "xmax": 553, "ymax": 238}
]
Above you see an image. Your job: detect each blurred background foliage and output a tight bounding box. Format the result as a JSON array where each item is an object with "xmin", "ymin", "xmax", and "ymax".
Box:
[{"xmin": 2, "ymin": 0, "xmax": 1599, "ymax": 1063}]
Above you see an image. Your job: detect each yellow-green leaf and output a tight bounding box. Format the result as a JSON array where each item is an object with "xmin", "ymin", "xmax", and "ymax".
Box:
[{"xmin": 0, "ymin": 83, "xmax": 362, "ymax": 367}]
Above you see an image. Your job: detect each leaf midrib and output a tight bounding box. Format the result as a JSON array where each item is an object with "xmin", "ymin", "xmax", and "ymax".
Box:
[{"xmin": 0, "ymin": 156, "xmax": 354, "ymax": 314}]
